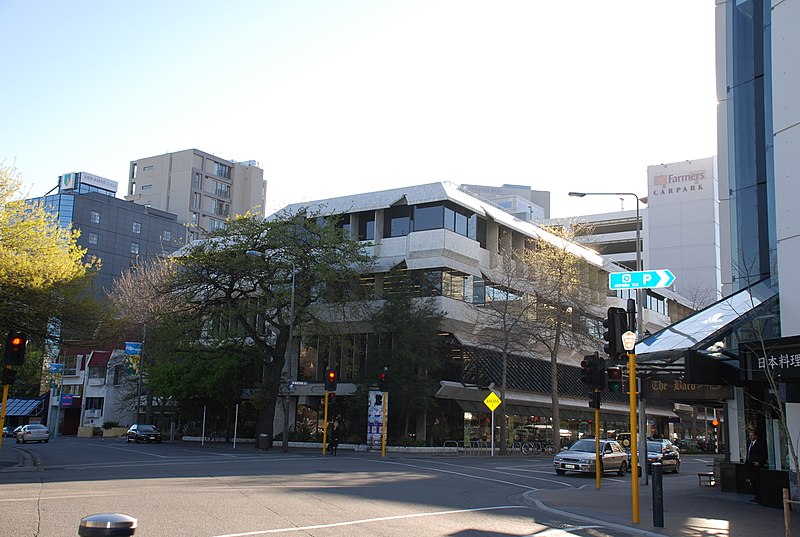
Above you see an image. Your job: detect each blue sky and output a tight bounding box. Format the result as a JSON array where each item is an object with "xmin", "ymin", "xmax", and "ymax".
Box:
[{"xmin": 0, "ymin": 1, "xmax": 717, "ymax": 217}]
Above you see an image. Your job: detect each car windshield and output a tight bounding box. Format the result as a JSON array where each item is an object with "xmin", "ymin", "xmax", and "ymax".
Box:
[
  {"xmin": 647, "ymin": 441, "xmax": 666, "ymax": 452},
  {"xmin": 568, "ymin": 440, "xmax": 599, "ymax": 452},
  {"xmin": 137, "ymin": 425, "xmax": 158, "ymax": 432},
  {"xmin": 28, "ymin": 425, "xmax": 46, "ymax": 430}
]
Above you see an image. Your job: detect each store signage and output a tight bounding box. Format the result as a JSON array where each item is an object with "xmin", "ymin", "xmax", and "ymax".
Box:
[
  {"xmin": 741, "ymin": 335, "xmax": 800, "ymax": 382},
  {"xmin": 641, "ymin": 377, "xmax": 732, "ymax": 401}
]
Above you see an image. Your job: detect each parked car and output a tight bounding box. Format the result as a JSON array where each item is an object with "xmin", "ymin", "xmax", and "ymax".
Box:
[
  {"xmin": 126, "ymin": 424, "xmax": 162, "ymax": 443},
  {"xmin": 3, "ymin": 425, "xmax": 15, "ymax": 437},
  {"xmin": 16, "ymin": 424, "xmax": 50, "ymax": 444},
  {"xmin": 643, "ymin": 439, "xmax": 681, "ymax": 473},
  {"xmin": 553, "ymin": 439, "xmax": 628, "ymax": 476}
]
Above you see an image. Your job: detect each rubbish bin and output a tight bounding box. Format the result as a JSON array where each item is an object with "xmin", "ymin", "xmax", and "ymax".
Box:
[{"xmin": 256, "ymin": 434, "xmax": 270, "ymax": 450}]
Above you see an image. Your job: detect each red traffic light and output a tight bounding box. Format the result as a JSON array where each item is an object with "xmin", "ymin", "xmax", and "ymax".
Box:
[
  {"xmin": 4, "ymin": 331, "xmax": 27, "ymax": 366},
  {"xmin": 324, "ymin": 369, "xmax": 338, "ymax": 391},
  {"xmin": 10, "ymin": 336, "xmax": 23, "ymax": 347}
]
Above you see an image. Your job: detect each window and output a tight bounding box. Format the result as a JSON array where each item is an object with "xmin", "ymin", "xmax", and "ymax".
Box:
[
  {"xmin": 385, "ymin": 206, "xmax": 411, "ymax": 237},
  {"xmin": 131, "ymin": 242, "xmax": 140, "ymax": 255},
  {"xmin": 163, "ymin": 230, "xmax": 172, "ymax": 241},
  {"xmin": 132, "ymin": 222, "xmax": 141, "ymax": 234},
  {"xmin": 85, "ymin": 397, "xmax": 104, "ymax": 410},
  {"xmin": 357, "ymin": 211, "xmax": 375, "ymax": 241},
  {"xmin": 213, "ymin": 162, "xmax": 231, "ymax": 179},
  {"xmin": 208, "ymin": 198, "xmax": 229, "ymax": 217},
  {"xmin": 88, "ymin": 366, "xmax": 106, "ymax": 379},
  {"xmin": 414, "ymin": 203, "xmax": 444, "ymax": 231},
  {"xmin": 90, "ymin": 211, "xmax": 100, "ymax": 224},
  {"xmin": 113, "ymin": 365, "xmax": 123, "ymax": 386},
  {"xmin": 193, "ymin": 192, "xmax": 201, "ymax": 209},
  {"xmin": 88, "ymin": 232, "xmax": 98, "ymax": 245},
  {"xmin": 140, "ymin": 184, "xmax": 152, "ymax": 190},
  {"xmin": 142, "ymin": 165, "xmax": 153, "ymax": 172},
  {"xmin": 209, "ymin": 219, "xmax": 227, "ymax": 231},
  {"xmin": 191, "ymin": 212, "xmax": 199, "ymax": 226},
  {"xmin": 214, "ymin": 180, "xmax": 231, "ymax": 199},
  {"xmin": 194, "ymin": 173, "xmax": 202, "ymax": 190}
]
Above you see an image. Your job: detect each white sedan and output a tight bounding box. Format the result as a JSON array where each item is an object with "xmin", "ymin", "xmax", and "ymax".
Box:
[
  {"xmin": 553, "ymin": 439, "xmax": 628, "ymax": 476},
  {"xmin": 16, "ymin": 424, "xmax": 50, "ymax": 444}
]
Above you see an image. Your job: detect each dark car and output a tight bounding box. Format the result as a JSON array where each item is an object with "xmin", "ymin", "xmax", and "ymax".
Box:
[
  {"xmin": 3, "ymin": 425, "xmax": 16, "ymax": 437},
  {"xmin": 126, "ymin": 424, "xmax": 162, "ymax": 443},
  {"xmin": 553, "ymin": 439, "xmax": 628, "ymax": 476},
  {"xmin": 644, "ymin": 439, "xmax": 681, "ymax": 473}
]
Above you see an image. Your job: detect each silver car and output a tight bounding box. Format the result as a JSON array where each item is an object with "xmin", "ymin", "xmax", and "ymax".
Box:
[
  {"xmin": 553, "ymin": 439, "xmax": 628, "ymax": 476},
  {"xmin": 16, "ymin": 424, "xmax": 50, "ymax": 444}
]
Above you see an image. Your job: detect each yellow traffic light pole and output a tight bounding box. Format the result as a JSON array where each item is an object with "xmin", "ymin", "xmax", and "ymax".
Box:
[
  {"xmin": 0, "ymin": 379, "xmax": 9, "ymax": 450},
  {"xmin": 594, "ymin": 388, "xmax": 601, "ymax": 489},
  {"xmin": 628, "ymin": 351, "xmax": 640, "ymax": 524},
  {"xmin": 322, "ymin": 391, "xmax": 329, "ymax": 456},
  {"xmin": 381, "ymin": 392, "xmax": 388, "ymax": 458}
]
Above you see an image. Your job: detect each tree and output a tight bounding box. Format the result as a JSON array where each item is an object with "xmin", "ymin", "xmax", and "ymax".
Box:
[
  {"xmin": 472, "ymin": 248, "xmax": 540, "ymax": 454},
  {"xmin": 521, "ymin": 225, "xmax": 605, "ymax": 447},
  {"xmin": 0, "ymin": 162, "xmax": 100, "ymax": 389},
  {"xmin": 151, "ymin": 210, "xmax": 373, "ymax": 447},
  {"xmin": 368, "ymin": 268, "xmax": 445, "ymax": 440}
]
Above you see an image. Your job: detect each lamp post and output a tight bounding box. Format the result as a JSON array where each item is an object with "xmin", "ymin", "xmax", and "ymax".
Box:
[
  {"xmin": 569, "ymin": 191, "xmax": 648, "ymax": 495},
  {"xmin": 568, "ymin": 191, "xmax": 643, "ymax": 338},
  {"xmin": 246, "ymin": 250, "xmax": 296, "ymax": 453}
]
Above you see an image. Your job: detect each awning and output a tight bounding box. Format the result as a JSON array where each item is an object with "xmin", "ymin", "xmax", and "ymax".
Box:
[
  {"xmin": 636, "ymin": 278, "xmax": 778, "ymax": 368},
  {"xmin": 436, "ymin": 381, "xmax": 677, "ymax": 420},
  {"xmin": 3, "ymin": 397, "xmax": 47, "ymax": 417}
]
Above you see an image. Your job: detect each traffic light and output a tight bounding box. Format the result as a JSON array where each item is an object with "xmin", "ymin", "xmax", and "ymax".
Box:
[
  {"xmin": 592, "ymin": 355, "xmax": 606, "ymax": 390},
  {"xmin": 602, "ymin": 307, "xmax": 627, "ymax": 359},
  {"xmin": 580, "ymin": 355, "xmax": 594, "ymax": 385},
  {"xmin": 3, "ymin": 331, "xmax": 27, "ymax": 366},
  {"xmin": 607, "ymin": 366, "xmax": 623, "ymax": 393},
  {"xmin": 378, "ymin": 369, "xmax": 387, "ymax": 392},
  {"xmin": 2, "ymin": 367, "xmax": 17, "ymax": 385},
  {"xmin": 324, "ymin": 369, "xmax": 337, "ymax": 392}
]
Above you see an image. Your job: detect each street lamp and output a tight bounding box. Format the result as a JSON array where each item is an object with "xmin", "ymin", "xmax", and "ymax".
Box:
[
  {"xmin": 568, "ymin": 191, "xmax": 643, "ymax": 338},
  {"xmin": 246, "ymin": 250, "xmax": 296, "ymax": 453}
]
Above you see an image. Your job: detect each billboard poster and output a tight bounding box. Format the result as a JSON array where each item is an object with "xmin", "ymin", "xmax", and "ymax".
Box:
[{"xmin": 366, "ymin": 389, "xmax": 387, "ymax": 450}]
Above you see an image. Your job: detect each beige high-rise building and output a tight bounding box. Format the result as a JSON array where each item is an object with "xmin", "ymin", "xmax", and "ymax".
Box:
[{"xmin": 126, "ymin": 149, "xmax": 266, "ymax": 241}]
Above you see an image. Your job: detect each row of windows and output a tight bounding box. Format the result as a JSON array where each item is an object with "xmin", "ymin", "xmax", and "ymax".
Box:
[
  {"xmin": 89, "ymin": 212, "xmax": 174, "ymax": 241},
  {"xmin": 339, "ymin": 203, "xmax": 486, "ymax": 245},
  {"xmin": 87, "ymin": 232, "xmax": 172, "ymax": 249},
  {"xmin": 194, "ymin": 173, "xmax": 232, "ymax": 199}
]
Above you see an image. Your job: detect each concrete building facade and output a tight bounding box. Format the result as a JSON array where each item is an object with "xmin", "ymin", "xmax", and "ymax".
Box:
[{"xmin": 126, "ymin": 149, "xmax": 267, "ymax": 242}]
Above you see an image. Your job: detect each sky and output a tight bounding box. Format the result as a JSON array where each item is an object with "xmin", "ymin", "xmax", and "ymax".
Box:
[{"xmin": 0, "ymin": 1, "xmax": 718, "ymax": 218}]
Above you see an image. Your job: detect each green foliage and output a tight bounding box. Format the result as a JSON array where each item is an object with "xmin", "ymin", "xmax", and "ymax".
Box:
[
  {"xmin": 142, "ymin": 210, "xmax": 374, "ymax": 443},
  {"xmin": 367, "ymin": 268, "xmax": 445, "ymax": 437}
]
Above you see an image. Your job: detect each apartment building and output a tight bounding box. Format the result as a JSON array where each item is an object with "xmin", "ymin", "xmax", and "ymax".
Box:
[{"xmin": 126, "ymin": 149, "xmax": 267, "ymax": 241}]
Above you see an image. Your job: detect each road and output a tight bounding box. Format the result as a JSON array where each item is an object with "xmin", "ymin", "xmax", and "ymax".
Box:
[{"xmin": 0, "ymin": 438, "xmax": 690, "ymax": 537}]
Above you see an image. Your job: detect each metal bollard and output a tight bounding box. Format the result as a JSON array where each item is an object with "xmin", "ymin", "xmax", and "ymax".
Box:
[
  {"xmin": 79, "ymin": 513, "xmax": 137, "ymax": 537},
  {"xmin": 652, "ymin": 462, "xmax": 664, "ymax": 528}
]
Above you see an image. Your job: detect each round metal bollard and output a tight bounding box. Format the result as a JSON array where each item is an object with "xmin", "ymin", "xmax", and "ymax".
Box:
[{"xmin": 79, "ymin": 513, "xmax": 137, "ymax": 537}]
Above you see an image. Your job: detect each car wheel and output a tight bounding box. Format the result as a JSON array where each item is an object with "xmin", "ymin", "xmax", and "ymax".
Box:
[
  {"xmin": 135, "ymin": 437, "xmax": 140, "ymax": 443},
  {"xmin": 15, "ymin": 437, "xmax": 20, "ymax": 444},
  {"xmin": 44, "ymin": 439, "xmax": 49, "ymax": 443},
  {"xmin": 555, "ymin": 469, "xmax": 566, "ymax": 475},
  {"xmin": 126, "ymin": 437, "xmax": 131, "ymax": 443},
  {"xmin": 617, "ymin": 460, "xmax": 627, "ymax": 476},
  {"xmin": 673, "ymin": 461, "xmax": 680, "ymax": 474}
]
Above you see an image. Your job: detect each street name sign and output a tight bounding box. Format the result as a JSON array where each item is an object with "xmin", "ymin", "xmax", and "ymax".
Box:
[{"xmin": 609, "ymin": 269, "xmax": 675, "ymax": 290}]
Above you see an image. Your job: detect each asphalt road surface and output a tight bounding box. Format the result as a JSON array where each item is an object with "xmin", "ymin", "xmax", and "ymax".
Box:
[{"xmin": 0, "ymin": 437, "xmax": 657, "ymax": 537}]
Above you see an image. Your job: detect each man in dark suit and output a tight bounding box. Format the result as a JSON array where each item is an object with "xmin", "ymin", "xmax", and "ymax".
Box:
[{"xmin": 747, "ymin": 431, "xmax": 768, "ymax": 503}]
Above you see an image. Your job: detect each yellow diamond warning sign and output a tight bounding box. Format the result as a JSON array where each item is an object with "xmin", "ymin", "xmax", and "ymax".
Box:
[{"xmin": 483, "ymin": 392, "xmax": 502, "ymax": 412}]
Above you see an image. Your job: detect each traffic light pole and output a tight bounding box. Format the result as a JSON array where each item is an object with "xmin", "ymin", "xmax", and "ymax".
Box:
[
  {"xmin": 0, "ymin": 380, "xmax": 9, "ymax": 450},
  {"xmin": 322, "ymin": 391, "xmax": 330, "ymax": 456},
  {"xmin": 594, "ymin": 387, "xmax": 601, "ymax": 489},
  {"xmin": 628, "ymin": 351, "xmax": 640, "ymax": 524}
]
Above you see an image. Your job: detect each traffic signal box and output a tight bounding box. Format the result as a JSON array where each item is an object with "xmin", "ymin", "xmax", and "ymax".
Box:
[
  {"xmin": 580, "ymin": 352, "xmax": 605, "ymax": 390},
  {"xmin": 378, "ymin": 369, "xmax": 387, "ymax": 392},
  {"xmin": 602, "ymin": 307, "xmax": 627, "ymax": 359},
  {"xmin": 607, "ymin": 366, "xmax": 624, "ymax": 393},
  {"xmin": 3, "ymin": 331, "xmax": 27, "ymax": 366},
  {"xmin": 324, "ymin": 369, "xmax": 337, "ymax": 392}
]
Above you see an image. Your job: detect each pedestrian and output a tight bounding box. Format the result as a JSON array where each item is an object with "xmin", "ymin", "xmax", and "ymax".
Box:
[
  {"xmin": 746, "ymin": 430, "xmax": 768, "ymax": 503},
  {"xmin": 328, "ymin": 422, "xmax": 340, "ymax": 456}
]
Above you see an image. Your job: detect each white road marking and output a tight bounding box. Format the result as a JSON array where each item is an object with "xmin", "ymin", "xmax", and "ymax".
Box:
[
  {"xmin": 210, "ymin": 505, "xmax": 529, "ymax": 537},
  {"xmin": 374, "ymin": 459, "xmax": 539, "ymax": 490},
  {"xmin": 0, "ymin": 493, "xmax": 112, "ymax": 503}
]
